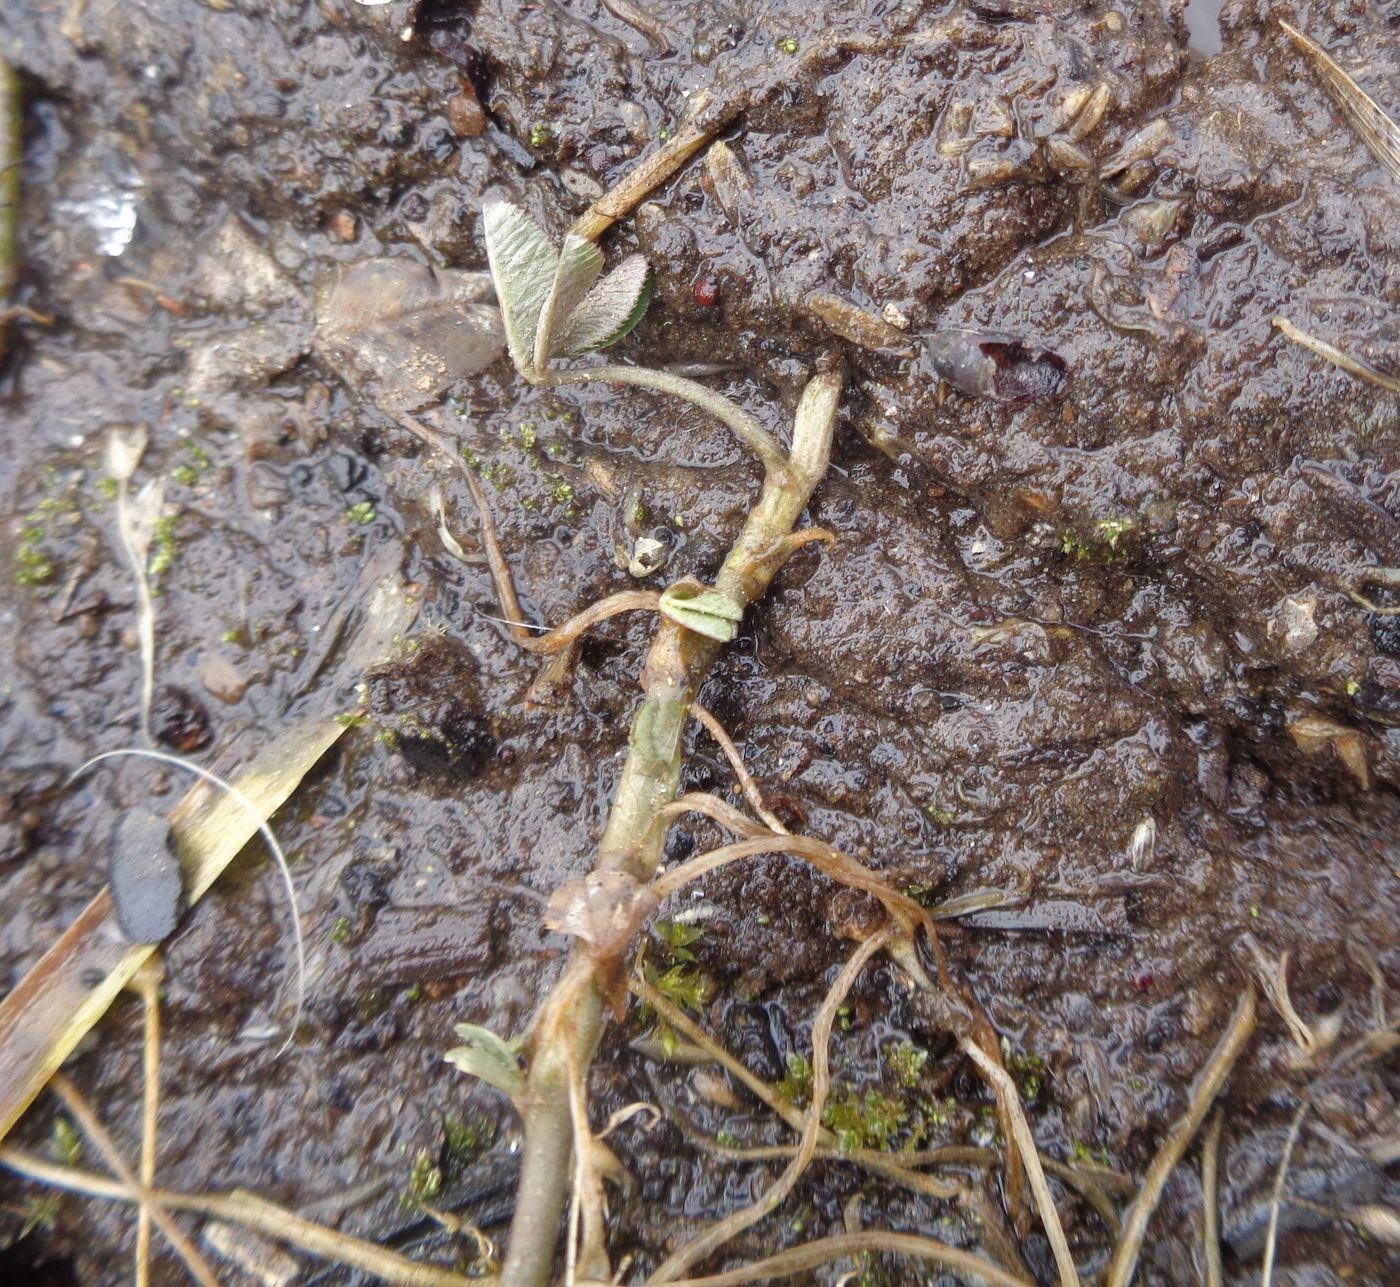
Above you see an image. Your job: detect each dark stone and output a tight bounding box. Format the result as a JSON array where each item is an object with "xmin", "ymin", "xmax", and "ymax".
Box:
[{"xmin": 109, "ymin": 808, "xmax": 186, "ymax": 943}]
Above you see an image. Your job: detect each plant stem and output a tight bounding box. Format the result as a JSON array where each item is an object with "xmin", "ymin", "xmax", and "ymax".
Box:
[
  {"xmin": 497, "ymin": 369, "xmax": 841, "ymax": 1287},
  {"xmin": 547, "ymin": 363, "xmax": 790, "ymax": 477},
  {"xmin": 0, "ymin": 54, "xmax": 18, "ymax": 364},
  {"xmin": 1105, "ymin": 984, "xmax": 1256, "ymax": 1287}
]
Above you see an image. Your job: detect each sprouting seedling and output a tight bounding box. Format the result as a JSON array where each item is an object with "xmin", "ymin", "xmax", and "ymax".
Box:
[
  {"xmin": 68, "ymin": 747, "xmax": 306, "ymax": 1056},
  {"xmin": 481, "ymin": 201, "xmax": 788, "ymax": 473},
  {"xmin": 657, "ymin": 584, "xmax": 744, "ymax": 643},
  {"xmin": 483, "ymin": 201, "xmax": 652, "ymax": 385}
]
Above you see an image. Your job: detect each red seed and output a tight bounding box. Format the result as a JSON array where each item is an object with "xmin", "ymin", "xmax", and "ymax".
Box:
[
  {"xmin": 1132, "ymin": 970, "xmax": 1154, "ymax": 992},
  {"xmin": 693, "ymin": 275, "xmax": 720, "ymax": 307}
]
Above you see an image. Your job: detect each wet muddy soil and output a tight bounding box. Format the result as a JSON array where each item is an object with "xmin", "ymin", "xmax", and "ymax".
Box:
[{"xmin": 0, "ymin": 0, "xmax": 1397, "ymax": 1283}]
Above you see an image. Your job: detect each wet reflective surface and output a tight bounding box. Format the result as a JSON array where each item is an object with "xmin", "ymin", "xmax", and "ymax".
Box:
[{"xmin": 0, "ymin": 0, "xmax": 1396, "ymax": 1281}]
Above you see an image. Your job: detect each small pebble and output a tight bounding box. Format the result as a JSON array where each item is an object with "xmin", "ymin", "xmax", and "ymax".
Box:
[
  {"xmin": 110, "ymin": 809, "xmax": 186, "ymax": 944},
  {"xmin": 448, "ymin": 86, "xmax": 486, "ymax": 138},
  {"xmin": 327, "ymin": 211, "xmax": 358, "ymax": 243},
  {"xmin": 151, "ymin": 684, "xmax": 214, "ymax": 752}
]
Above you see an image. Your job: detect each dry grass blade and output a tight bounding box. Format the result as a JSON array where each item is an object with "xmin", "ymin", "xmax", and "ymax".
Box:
[
  {"xmin": 131, "ymin": 960, "xmax": 163, "ymax": 1287},
  {"xmin": 1279, "ymin": 20, "xmax": 1400, "ymax": 183},
  {"xmin": 647, "ymin": 926, "xmax": 895, "ymax": 1282},
  {"xmin": 961, "ymin": 1038, "xmax": 1080, "ymax": 1287},
  {"xmin": 1201, "ymin": 1109, "xmax": 1224, "ymax": 1287},
  {"xmin": 0, "ymin": 580, "xmax": 413, "ymax": 1144},
  {"xmin": 49, "ymin": 1074, "xmax": 222, "ymax": 1287},
  {"xmin": 1272, "ymin": 316, "xmax": 1400, "ymax": 393},
  {"xmin": 1260, "ymin": 1103, "xmax": 1308, "ymax": 1287},
  {"xmin": 1106, "ymin": 984, "xmax": 1256, "ymax": 1287},
  {"xmin": 652, "ymin": 1231, "xmax": 1031, "ymax": 1287}
]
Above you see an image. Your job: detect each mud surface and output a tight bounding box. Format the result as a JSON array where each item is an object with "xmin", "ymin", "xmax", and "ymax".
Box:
[{"xmin": 0, "ymin": 0, "xmax": 1397, "ymax": 1283}]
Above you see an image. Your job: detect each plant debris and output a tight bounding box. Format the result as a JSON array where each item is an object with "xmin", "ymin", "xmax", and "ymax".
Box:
[{"xmin": 924, "ymin": 329, "xmax": 1069, "ymax": 404}]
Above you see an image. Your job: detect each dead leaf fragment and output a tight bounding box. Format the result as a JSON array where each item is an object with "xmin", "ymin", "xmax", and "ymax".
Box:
[{"xmin": 1289, "ymin": 714, "xmax": 1370, "ymax": 789}]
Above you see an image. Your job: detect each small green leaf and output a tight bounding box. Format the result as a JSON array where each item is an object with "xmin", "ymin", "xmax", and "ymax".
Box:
[
  {"xmin": 444, "ymin": 1022, "xmax": 526, "ymax": 1098},
  {"xmin": 554, "ymin": 256, "xmax": 653, "ymax": 356},
  {"xmin": 534, "ymin": 232, "xmax": 604, "ymax": 368},
  {"xmin": 482, "ymin": 201, "xmax": 559, "ymax": 373},
  {"xmin": 658, "ymin": 585, "xmax": 744, "ymax": 642}
]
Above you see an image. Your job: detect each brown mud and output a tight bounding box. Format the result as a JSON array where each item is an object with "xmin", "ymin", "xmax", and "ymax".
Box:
[{"xmin": 0, "ymin": 0, "xmax": 1396, "ymax": 1283}]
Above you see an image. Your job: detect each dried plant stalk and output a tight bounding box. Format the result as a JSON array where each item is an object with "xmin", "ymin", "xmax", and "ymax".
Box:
[
  {"xmin": 961, "ymin": 1038, "xmax": 1080, "ymax": 1287},
  {"xmin": 1273, "ymin": 316, "xmax": 1400, "ymax": 393},
  {"xmin": 652, "ymin": 1231, "xmax": 1031, "ymax": 1287},
  {"xmin": 649, "ymin": 926, "xmax": 895, "ymax": 1281},
  {"xmin": 1279, "ymin": 20, "xmax": 1400, "ymax": 183},
  {"xmin": 1106, "ymin": 985, "xmax": 1256, "ymax": 1287}
]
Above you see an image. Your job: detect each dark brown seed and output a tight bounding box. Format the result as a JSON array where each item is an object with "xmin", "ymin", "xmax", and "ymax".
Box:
[
  {"xmin": 447, "ymin": 86, "xmax": 486, "ymax": 138},
  {"xmin": 693, "ymin": 275, "xmax": 720, "ymax": 307},
  {"xmin": 151, "ymin": 684, "xmax": 214, "ymax": 752}
]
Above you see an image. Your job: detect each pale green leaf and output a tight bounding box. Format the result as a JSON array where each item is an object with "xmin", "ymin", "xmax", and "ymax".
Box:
[
  {"xmin": 533, "ymin": 232, "xmax": 604, "ymax": 368},
  {"xmin": 554, "ymin": 255, "xmax": 653, "ymax": 357},
  {"xmin": 444, "ymin": 1022, "xmax": 526, "ymax": 1098},
  {"xmin": 482, "ymin": 201, "xmax": 558, "ymax": 372},
  {"xmin": 658, "ymin": 585, "xmax": 744, "ymax": 642}
]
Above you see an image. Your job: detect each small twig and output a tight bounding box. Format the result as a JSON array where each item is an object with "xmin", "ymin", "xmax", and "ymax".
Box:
[
  {"xmin": 1272, "ymin": 316, "xmax": 1400, "ymax": 394},
  {"xmin": 521, "ymin": 589, "xmax": 661, "ymax": 656},
  {"xmin": 650, "ymin": 836, "xmax": 933, "ymax": 945},
  {"xmin": 631, "ymin": 976, "xmax": 796, "ymax": 1127},
  {"xmin": 689, "ymin": 703, "xmax": 788, "ymax": 833},
  {"xmin": 567, "ymin": 19, "xmax": 956, "ymax": 247},
  {"xmin": 1243, "ymin": 938, "xmax": 1319, "ymax": 1058},
  {"xmin": 648, "ymin": 926, "xmax": 896, "ymax": 1281},
  {"xmin": 48, "ymin": 1074, "xmax": 223, "ymax": 1287},
  {"xmin": 635, "ymin": 981, "xmax": 962, "ymax": 1204},
  {"xmin": 1106, "ymin": 984, "xmax": 1257, "ymax": 1287},
  {"xmin": 1201, "ymin": 1109, "xmax": 1224, "ymax": 1287},
  {"xmin": 961, "ymin": 1038, "xmax": 1080, "ymax": 1287},
  {"xmin": 598, "ymin": 0, "xmax": 672, "ymax": 53},
  {"xmin": 650, "ymin": 1231, "xmax": 1032, "ymax": 1287},
  {"xmin": 1260, "ymin": 1103, "xmax": 1309, "ymax": 1287},
  {"xmin": 131, "ymin": 959, "xmax": 164, "ymax": 1287},
  {"xmin": 394, "ymin": 412, "xmax": 536, "ymax": 646},
  {"xmin": 0, "ymin": 1147, "xmax": 476, "ymax": 1286}
]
